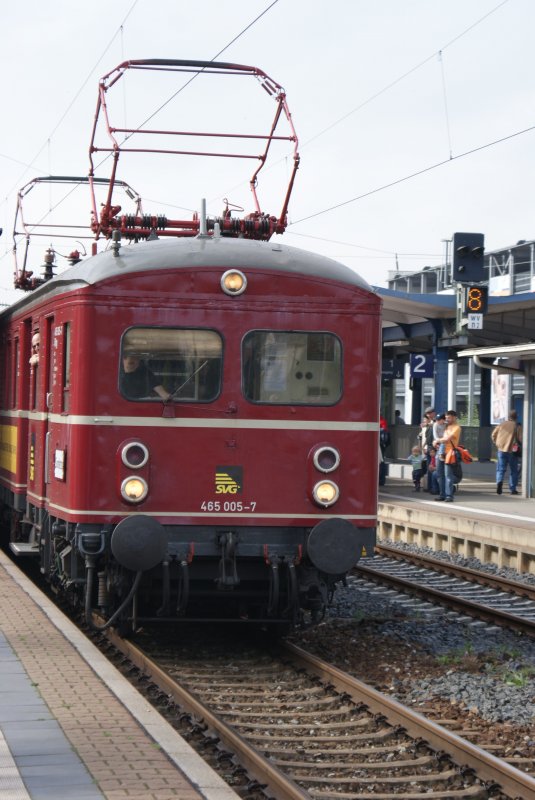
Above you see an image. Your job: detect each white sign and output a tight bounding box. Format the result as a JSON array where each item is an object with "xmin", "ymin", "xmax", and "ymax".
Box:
[
  {"xmin": 467, "ymin": 313, "xmax": 483, "ymax": 330},
  {"xmin": 54, "ymin": 449, "xmax": 66, "ymax": 480},
  {"xmin": 489, "ymin": 273, "xmax": 512, "ymax": 296}
]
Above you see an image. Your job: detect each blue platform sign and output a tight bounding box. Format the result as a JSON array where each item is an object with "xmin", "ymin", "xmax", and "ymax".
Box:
[
  {"xmin": 393, "ymin": 358, "xmax": 405, "ymax": 379},
  {"xmin": 410, "ymin": 353, "xmax": 434, "ymax": 378},
  {"xmin": 381, "ymin": 359, "xmax": 394, "ymax": 379}
]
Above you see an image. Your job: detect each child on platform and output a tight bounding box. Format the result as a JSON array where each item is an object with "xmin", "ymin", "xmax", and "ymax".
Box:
[
  {"xmin": 426, "ymin": 446, "xmax": 439, "ymax": 494},
  {"xmin": 408, "ymin": 445, "xmax": 425, "ymax": 491}
]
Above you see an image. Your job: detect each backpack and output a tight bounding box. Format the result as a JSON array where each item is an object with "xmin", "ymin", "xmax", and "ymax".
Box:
[
  {"xmin": 444, "ymin": 446, "xmax": 465, "ymax": 483},
  {"xmin": 456, "ymin": 445, "xmax": 473, "ymax": 464}
]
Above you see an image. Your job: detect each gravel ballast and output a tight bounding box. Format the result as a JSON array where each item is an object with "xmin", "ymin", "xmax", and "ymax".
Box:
[{"xmin": 293, "ymin": 540, "xmax": 535, "ymax": 729}]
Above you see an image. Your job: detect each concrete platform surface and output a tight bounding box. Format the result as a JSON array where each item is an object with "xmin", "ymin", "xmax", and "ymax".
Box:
[
  {"xmin": 0, "ymin": 550, "xmax": 240, "ymax": 800},
  {"xmin": 382, "ymin": 459, "xmax": 534, "ymax": 525}
]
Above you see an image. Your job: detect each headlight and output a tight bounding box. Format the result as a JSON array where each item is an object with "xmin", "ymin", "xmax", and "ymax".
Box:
[
  {"xmin": 121, "ymin": 477, "xmax": 148, "ymax": 503},
  {"xmin": 312, "ymin": 480, "xmax": 340, "ymax": 507},
  {"xmin": 121, "ymin": 442, "xmax": 149, "ymax": 468},
  {"xmin": 313, "ymin": 446, "xmax": 340, "ymax": 473},
  {"xmin": 221, "ymin": 269, "xmax": 247, "ymax": 296}
]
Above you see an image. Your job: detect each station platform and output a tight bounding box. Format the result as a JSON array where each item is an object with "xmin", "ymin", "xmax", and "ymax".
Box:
[
  {"xmin": 382, "ymin": 459, "xmax": 533, "ymax": 522},
  {"xmin": 0, "ymin": 550, "xmax": 240, "ymax": 800},
  {"xmin": 379, "ymin": 459, "xmax": 535, "ymax": 572}
]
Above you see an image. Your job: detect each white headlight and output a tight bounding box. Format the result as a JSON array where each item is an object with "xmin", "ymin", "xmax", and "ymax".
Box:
[
  {"xmin": 221, "ymin": 269, "xmax": 247, "ymax": 296},
  {"xmin": 312, "ymin": 480, "xmax": 340, "ymax": 507},
  {"xmin": 121, "ymin": 477, "xmax": 148, "ymax": 504}
]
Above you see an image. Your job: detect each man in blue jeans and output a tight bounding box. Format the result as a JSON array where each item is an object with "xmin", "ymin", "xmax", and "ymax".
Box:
[
  {"xmin": 492, "ymin": 409, "xmax": 522, "ymax": 495},
  {"xmin": 433, "ymin": 410, "xmax": 461, "ymax": 503}
]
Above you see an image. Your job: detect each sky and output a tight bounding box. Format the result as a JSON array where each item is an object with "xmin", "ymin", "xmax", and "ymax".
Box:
[{"xmin": 1, "ymin": 0, "xmax": 534, "ymax": 303}]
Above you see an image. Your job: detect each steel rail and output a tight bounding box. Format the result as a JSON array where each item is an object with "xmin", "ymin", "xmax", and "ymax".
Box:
[
  {"xmin": 357, "ymin": 554, "xmax": 535, "ymax": 636},
  {"xmin": 282, "ymin": 641, "xmax": 535, "ymax": 800},
  {"xmin": 358, "ymin": 562, "xmax": 535, "ymax": 636},
  {"xmin": 375, "ymin": 542, "xmax": 535, "ymax": 600},
  {"xmin": 103, "ymin": 621, "xmax": 535, "ymax": 799},
  {"xmin": 103, "ymin": 626, "xmax": 309, "ymax": 800}
]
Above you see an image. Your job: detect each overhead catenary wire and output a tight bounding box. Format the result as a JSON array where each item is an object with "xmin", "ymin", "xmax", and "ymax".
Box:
[
  {"xmin": 1, "ymin": 1, "xmax": 280, "ymax": 267},
  {"xmin": 211, "ymin": 0, "xmax": 511, "ymax": 216},
  {"xmin": 286, "ymin": 231, "xmax": 440, "ymax": 259},
  {"xmin": 291, "ymin": 123, "xmax": 535, "ymax": 227},
  {"xmin": 438, "ymin": 50, "xmax": 453, "ymax": 161},
  {"xmin": 0, "ymin": 0, "xmax": 520, "ymax": 276},
  {"xmin": 4, "ymin": 0, "xmax": 141, "ymax": 201},
  {"xmin": 133, "ymin": 1, "xmax": 280, "ymax": 132},
  {"xmin": 298, "ymin": 0, "xmax": 510, "ymax": 151}
]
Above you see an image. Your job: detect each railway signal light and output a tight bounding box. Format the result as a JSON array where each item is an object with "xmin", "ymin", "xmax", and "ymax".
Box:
[
  {"xmin": 456, "ymin": 283, "xmax": 488, "ymax": 332},
  {"xmin": 463, "ymin": 284, "xmax": 488, "ymax": 315},
  {"xmin": 452, "ymin": 232, "xmax": 485, "ymax": 282}
]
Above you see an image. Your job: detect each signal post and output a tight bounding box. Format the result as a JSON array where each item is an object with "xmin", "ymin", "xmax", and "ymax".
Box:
[{"xmin": 453, "ymin": 232, "xmax": 488, "ymax": 334}]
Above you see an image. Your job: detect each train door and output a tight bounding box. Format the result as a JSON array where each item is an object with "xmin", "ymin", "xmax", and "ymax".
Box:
[
  {"xmin": 27, "ymin": 317, "xmax": 53, "ymax": 508},
  {"xmin": 44, "ymin": 320, "xmax": 71, "ymax": 510}
]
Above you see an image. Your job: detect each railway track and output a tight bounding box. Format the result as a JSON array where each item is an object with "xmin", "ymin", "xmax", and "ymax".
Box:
[
  {"xmin": 354, "ymin": 543, "xmax": 535, "ymax": 635},
  {"xmin": 102, "ymin": 626, "xmax": 535, "ymax": 800}
]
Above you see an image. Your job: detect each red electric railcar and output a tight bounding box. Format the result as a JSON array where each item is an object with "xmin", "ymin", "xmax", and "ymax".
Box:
[
  {"xmin": 0, "ymin": 234, "xmax": 381, "ymax": 626},
  {"xmin": 1, "ymin": 59, "xmax": 381, "ymax": 627}
]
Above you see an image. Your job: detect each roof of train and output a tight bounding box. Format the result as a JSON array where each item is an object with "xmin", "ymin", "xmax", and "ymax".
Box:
[{"xmin": 5, "ymin": 235, "xmax": 376, "ymax": 316}]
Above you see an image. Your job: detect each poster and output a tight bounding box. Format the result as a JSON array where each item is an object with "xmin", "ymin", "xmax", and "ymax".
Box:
[{"xmin": 490, "ymin": 370, "xmax": 510, "ymax": 425}]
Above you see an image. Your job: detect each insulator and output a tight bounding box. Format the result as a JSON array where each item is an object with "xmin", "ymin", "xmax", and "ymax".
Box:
[{"xmin": 68, "ymin": 250, "xmax": 81, "ymax": 265}]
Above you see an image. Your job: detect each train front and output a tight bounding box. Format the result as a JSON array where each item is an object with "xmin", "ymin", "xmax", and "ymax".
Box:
[{"xmin": 57, "ymin": 238, "xmax": 381, "ymax": 627}]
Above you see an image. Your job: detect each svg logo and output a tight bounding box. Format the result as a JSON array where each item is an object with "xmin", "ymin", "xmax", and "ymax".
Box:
[{"xmin": 215, "ymin": 466, "xmax": 242, "ymax": 494}]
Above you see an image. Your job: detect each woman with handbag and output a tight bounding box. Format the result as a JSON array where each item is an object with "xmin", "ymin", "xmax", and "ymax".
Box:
[{"xmin": 491, "ymin": 409, "xmax": 522, "ymax": 495}]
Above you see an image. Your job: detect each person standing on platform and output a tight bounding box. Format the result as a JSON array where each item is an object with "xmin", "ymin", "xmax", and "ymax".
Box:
[
  {"xmin": 426, "ymin": 446, "xmax": 440, "ymax": 494},
  {"xmin": 379, "ymin": 415, "xmax": 390, "ymax": 458},
  {"xmin": 395, "ymin": 410, "xmax": 405, "ymax": 424},
  {"xmin": 419, "ymin": 407, "xmax": 437, "ymax": 488},
  {"xmin": 491, "ymin": 409, "xmax": 522, "ymax": 495},
  {"xmin": 422, "ymin": 407, "xmax": 437, "ymax": 454},
  {"xmin": 433, "ymin": 410, "xmax": 461, "ymax": 503}
]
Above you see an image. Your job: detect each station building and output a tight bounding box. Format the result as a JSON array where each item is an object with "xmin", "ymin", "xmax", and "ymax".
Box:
[{"xmin": 379, "ymin": 238, "xmax": 535, "ymax": 498}]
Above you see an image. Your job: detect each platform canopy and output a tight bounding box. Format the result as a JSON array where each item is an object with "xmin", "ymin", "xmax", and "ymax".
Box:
[{"xmin": 378, "ymin": 287, "xmax": 535, "ymax": 356}]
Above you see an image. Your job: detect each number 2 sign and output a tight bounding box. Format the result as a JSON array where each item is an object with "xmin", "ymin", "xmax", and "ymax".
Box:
[{"xmin": 410, "ymin": 353, "xmax": 434, "ymax": 378}]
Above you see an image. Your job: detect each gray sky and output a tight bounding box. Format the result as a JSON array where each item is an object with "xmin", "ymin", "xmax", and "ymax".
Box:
[{"xmin": 1, "ymin": 0, "xmax": 533, "ymax": 300}]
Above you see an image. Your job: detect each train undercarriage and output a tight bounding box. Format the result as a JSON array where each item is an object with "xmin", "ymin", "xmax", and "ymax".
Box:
[{"xmin": 6, "ymin": 504, "xmax": 375, "ymax": 629}]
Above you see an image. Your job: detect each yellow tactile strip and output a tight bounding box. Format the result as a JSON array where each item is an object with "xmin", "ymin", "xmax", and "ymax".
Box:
[{"xmin": 0, "ymin": 552, "xmax": 240, "ymax": 800}]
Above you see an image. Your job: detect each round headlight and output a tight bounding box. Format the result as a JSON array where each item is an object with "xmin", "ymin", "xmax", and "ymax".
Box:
[
  {"xmin": 121, "ymin": 477, "xmax": 148, "ymax": 504},
  {"xmin": 221, "ymin": 269, "xmax": 247, "ymax": 296},
  {"xmin": 121, "ymin": 442, "xmax": 149, "ymax": 468},
  {"xmin": 312, "ymin": 480, "xmax": 340, "ymax": 508},
  {"xmin": 313, "ymin": 446, "xmax": 340, "ymax": 473}
]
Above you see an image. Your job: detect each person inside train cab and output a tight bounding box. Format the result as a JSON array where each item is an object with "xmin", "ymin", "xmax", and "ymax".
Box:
[
  {"xmin": 29, "ymin": 331, "xmax": 40, "ymax": 366},
  {"xmin": 120, "ymin": 355, "xmax": 171, "ymax": 401}
]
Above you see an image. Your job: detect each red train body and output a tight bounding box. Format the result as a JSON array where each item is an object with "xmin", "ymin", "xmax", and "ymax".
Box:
[
  {"xmin": 0, "ymin": 235, "xmax": 381, "ymax": 626},
  {"xmin": 2, "ymin": 59, "xmax": 380, "ymax": 628}
]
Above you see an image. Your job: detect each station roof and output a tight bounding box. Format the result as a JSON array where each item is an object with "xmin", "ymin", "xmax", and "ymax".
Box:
[
  {"xmin": 459, "ymin": 342, "xmax": 535, "ymax": 374},
  {"xmin": 377, "ymin": 286, "xmax": 535, "ymax": 355}
]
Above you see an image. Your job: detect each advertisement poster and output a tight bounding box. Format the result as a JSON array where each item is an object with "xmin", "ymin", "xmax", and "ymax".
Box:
[{"xmin": 491, "ymin": 370, "xmax": 510, "ymax": 425}]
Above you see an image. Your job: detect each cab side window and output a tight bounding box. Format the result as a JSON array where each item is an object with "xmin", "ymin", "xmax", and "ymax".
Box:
[{"xmin": 119, "ymin": 327, "xmax": 223, "ymax": 402}]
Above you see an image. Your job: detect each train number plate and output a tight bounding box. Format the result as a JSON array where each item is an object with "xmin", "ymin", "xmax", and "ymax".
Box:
[{"xmin": 200, "ymin": 501, "xmax": 257, "ymax": 512}]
